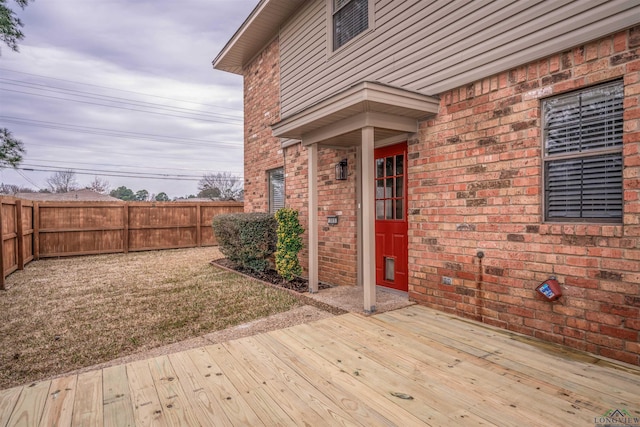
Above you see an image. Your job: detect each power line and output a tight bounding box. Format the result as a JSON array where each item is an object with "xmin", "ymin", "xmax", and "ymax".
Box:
[
  {"xmin": 20, "ymin": 163, "xmax": 204, "ymax": 178},
  {"xmin": 0, "ymin": 78, "xmax": 244, "ymax": 123},
  {"xmin": 26, "ymin": 157, "xmax": 241, "ymax": 175},
  {"xmin": 0, "ymin": 67, "xmax": 244, "ymax": 113},
  {"xmin": 17, "ymin": 164, "xmax": 243, "ymax": 181},
  {"xmin": 1, "ymin": 116, "xmax": 243, "ymax": 149},
  {"xmin": 16, "ymin": 167, "xmax": 200, "ymax": 181},
  {"xmin": 20, "ymin": 141, "xmax": 240, "ymax": 164},
  {"xmin": 15, "ymin": 166, "xmax": 240, "ymax": 182},
  {"xmin": 0, "ymin": 88, "xmax": 244, "ymax": 125},
  {"xmin": 15, "ymin": 170, "xmax": 42, "ymax": 190},
  {"xmin": 0, "ymin": 68, "xmax": 246, "ymax": 187}
]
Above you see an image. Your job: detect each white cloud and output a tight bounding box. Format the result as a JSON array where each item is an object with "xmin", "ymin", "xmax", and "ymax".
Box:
[{"xmin": 0, "ymin": 0, "xmax": 256, "ymax": 198}]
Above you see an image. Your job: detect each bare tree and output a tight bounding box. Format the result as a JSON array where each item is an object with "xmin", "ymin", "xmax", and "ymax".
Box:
[
  {"xmin": 46, "ymin": 169, "xmax": 79, "ymax": 193},
  {"xmin": 86, "ymin": 176, "xmax": 110, "ymax": 194},
  {"xmin": 0, "ymin": 183, "xmax": 33, "ymax": 194},
  {"xmin": 197, "ymin": 172, "xmax": 243, "ymax": 201}
]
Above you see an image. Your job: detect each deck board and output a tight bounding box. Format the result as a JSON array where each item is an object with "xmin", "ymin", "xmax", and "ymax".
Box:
[
  {"xmin": 38, "ymin": 375, "xmax": 76, "ymax": 427},
  {"xmin": 71, "ymin": 370, "xmax": 103, "ymax": 427},
  {"xmin": 330, "ymin": 311, "xmax": 595, "ymax": 424},
  {"xmin": 2, "ymin": 305, "xmax": 639, "ymax": 427},
  {"xmin": 187, "ymin": 345, "xmax": 271, "ymax": 425},
  {"xmin": 202, "ymin": 344, "xmax": 290, "ymax": 426},
  {"xmin": 261, "ymin": 329, "xmax": 427, "ymax": 426},
  {"xmin": 170, "ymin": 348, "xmax": 252, "ymax": 426},
  {"xmin": 146, "ymin": 355, "xmax": 200, "ymax": 426},
  {"xmin": 0, "ymin": 387, "xmax": 21, "ymax": 427},
  {"xmin": 292, "ymin": 318, "xmax": 528, "ymax": 425},
  {"xmin": 230, "ymin": 335, "xmax": 379, "ymax": 426},
  {"xmin": 222, "ymin": 337, "xmax": 339, "ymax": 425},
  {"xmin": 380, "ymin": 307, "xmax": 639, "ymax": 405},
  {"xmin": 392, "ymin": 306, "xmax": 626, "ymax": 376},
  {"xmin": 126, "ymin": 359, "xmax": 166, "ymax": 427},
  {"xmin": 254, "ymin": 332, "xmax": 402, "ymax": 426},
  {"xmin": 280, "ymin": 322, "xmax": 491, "ymax": 425},
  {"xmin": 373, "ymin": 309, "xmax": 637, "ymax": 414},
  {"xmin": 6, "ymin": 381, "xmax": 49, "ymax": 427},
  {"xmin": 102, "ymin": 365, "xmax": 134, "ymax": 427}
]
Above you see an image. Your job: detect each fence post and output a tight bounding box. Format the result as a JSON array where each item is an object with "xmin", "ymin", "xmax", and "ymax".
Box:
[
  {"xmin": 123, "ymin": 203, "xmax": 129, "ymax": 254},
  {"xmin": 16, "ymin": 200, "xmax": 24, "ymax": 271},
  {"xmin": 33, "ymin": 202, "xmax": 40, "ymax": 260},
  {"xmin": 196, "ymin": 203, "xmax": 202, "ymax": 247},
  {"xmin": 0, "ymin": 198, "xmax": 5, "ymax": 290}
]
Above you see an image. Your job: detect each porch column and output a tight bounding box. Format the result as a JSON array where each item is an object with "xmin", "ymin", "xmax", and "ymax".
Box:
[
  {"xmin": 308, "ymin": 143, "xmax": 319, "ymax": 293},
  {"xmin": 356, "ymin": 145, "xmax": 362, "ymax": 287},
  {"xmin": 361, "ymin": 126, "xmax": 376, "ymax": 313}
]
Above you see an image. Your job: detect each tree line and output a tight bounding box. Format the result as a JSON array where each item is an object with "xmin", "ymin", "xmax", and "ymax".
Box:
[{"xmin": 0, "ymin": 169, "xmax": 243, "ymax": 201}]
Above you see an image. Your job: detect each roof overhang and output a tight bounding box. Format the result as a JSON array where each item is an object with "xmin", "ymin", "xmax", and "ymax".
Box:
[
  {"xmin": 212, "ymin": 0, "xmax": 306, "ymax": 75},
  {"xmin": 272, "ymin": 82, "xmax": 440, "ymax": 147}
]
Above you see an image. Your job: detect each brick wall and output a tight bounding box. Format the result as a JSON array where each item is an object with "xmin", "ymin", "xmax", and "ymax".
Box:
[
  {"xmin": 408, "ymin": 27, "xmax": 640, "ymax": 365},
  {"xmin": 316, "ymin": 148, "xmax": 358, "ymax": 286},
  {"xmin": 282, "ymin": 142, "xmax": 309, "ymax": 272},
  {"xmin": 243, "ymin": 38, "xmax": 283, "ymax": 213},
  {"xmin": 244, "ymin": 38, "xmax": 358, "ymax": 287},
  {"xmin": 243, "ymin": 27, "xmax": 639, "ymax": 365},
  {"xmin": 282, "ymin": 144, "xmax": 358, "ymax": 286}
]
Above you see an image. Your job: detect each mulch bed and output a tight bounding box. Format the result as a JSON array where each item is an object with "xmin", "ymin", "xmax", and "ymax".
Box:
[
  {"xmin": 211, "ymin": 258, "xmax": 346, "ymax": 315},
  {"xmin": 212, "ymin": 258, "xmax": 330, "ymax": 293}
]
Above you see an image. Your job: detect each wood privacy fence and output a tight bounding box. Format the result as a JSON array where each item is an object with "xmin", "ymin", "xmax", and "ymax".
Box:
[{"xmin": 0, "ymin": 198, "xmax": 243, "ymax": 288}]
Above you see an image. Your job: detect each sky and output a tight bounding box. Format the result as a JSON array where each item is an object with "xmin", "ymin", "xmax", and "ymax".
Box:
[{"xmin": 0, "ymin": 0, "xmax": 258, "ymax": 199}]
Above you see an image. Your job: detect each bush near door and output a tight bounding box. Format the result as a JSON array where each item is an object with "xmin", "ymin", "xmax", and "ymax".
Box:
[{"xmin": 212, "ymin": 213, "xmax": 277, "ymax": 272}]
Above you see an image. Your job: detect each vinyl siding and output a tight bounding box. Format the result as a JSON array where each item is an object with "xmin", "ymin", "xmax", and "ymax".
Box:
[
  {"xmin": 279, "ymin": 0, "xmax": 640, "ymax": 118},
  {"xmin": 280, "ymin": 1, "xmax": 326, "ymax": 80}
]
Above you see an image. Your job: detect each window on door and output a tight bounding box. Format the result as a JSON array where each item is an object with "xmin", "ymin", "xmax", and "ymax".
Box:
[
  {"xmin": 268, "ymin": 167, "xmax": 284, "ymax": 214},
  {"xmin": 375, "ymin": 153, "xmax": 404, "ymax": 220}
]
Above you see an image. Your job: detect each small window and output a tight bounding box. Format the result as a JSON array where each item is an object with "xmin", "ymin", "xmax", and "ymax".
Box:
[
  {"xmin": 268, "ymin": 168, "xmax": 285, "ymax": 214},
  {"xmin": 375, "ymin": 154, "xmax": 404, "ymax": 220},
  {"xmin": 333, "ymin": 0, "xmax": 368, "ymax": 50},
  {"xmin": 543, "ymin": 81, "xmax": 623, "ymax": 222}
]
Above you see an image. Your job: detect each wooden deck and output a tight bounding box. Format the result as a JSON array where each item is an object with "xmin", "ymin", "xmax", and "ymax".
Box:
[{"xmin": 2, "ymin": 305, "xmax": 639, "ymax": 426}]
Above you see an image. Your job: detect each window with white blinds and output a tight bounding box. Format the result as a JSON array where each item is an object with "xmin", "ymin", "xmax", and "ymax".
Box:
[
  {"xmin": 268, "ymin": 168, "xmax": 285, "ymax": 214},
  {"xmin": 543, "ymin": 80, "xmax": 624, "ymax": 222},
  {"xmin": 333, "ymin": 0, "xmax": 368, "ymax": 50}
]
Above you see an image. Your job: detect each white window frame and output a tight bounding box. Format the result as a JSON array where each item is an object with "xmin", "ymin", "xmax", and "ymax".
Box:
[
  {"xmin": 542, "ymin": 80, "xmax": 624, "ymax": 223},
  {"xmin": 327, "ymin": 0, "xmax": 374, "ymax": 54},
  {"xmin": 268, "ymin": 167, "xmax": 285, "ymax": 214}
]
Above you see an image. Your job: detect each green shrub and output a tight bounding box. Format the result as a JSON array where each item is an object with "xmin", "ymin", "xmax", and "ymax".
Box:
[
  {"xmin": 212, "ymin": 213, "xmax": 277, "ymax": 272},
  {"xmin": 275, "ymin": 208, "xmax": 304, "ymax": 282}
]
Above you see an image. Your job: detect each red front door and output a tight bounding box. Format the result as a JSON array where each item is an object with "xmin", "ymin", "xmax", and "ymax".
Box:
[{"xmin": 374, "ymin": 142, "xmax": 408, "ymax": 292}]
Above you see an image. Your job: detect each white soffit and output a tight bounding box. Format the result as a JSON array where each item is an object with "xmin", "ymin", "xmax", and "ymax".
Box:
[
  {"xmin": 213, "ymin": 0, "xmax": 306, "ymax": 74},
  {"xmin": 272, "ymin": 81, "xmax": 439, "ymax": 145}
]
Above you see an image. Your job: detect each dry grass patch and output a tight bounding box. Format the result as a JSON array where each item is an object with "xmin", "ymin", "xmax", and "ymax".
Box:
[{"xmin": 0, "ymin": 247, "xmax": 302, "ymax": 389}]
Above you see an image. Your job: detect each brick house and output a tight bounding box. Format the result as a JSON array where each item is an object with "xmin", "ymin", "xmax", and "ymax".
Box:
[{"xmin": 214, "ymin": 0, "xmax": 640, "ymax": 366}]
